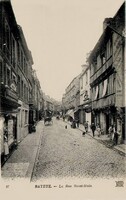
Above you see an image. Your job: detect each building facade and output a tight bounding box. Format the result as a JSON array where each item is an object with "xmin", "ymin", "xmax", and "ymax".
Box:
[
  {"xmin": 89, "ymin": 2, "xmax": 125, "ymax": 143},
  {"xmin": 16, "ymin": 26, "xmax": 33, "ymax": 142},
  {"xmin": 79, "ymin": 64, "xmax": 91, "ymax": 126},
  {"xmin": 0, "ymin": 0, "xmax": 44, "ymax": 163},
  {"xmin": 0, "ymin": 0, "xmax": 21, "ymax": 161},
  {"xmin": 62, "ymin": 75, "xmax": 80, "ymax": 119}
]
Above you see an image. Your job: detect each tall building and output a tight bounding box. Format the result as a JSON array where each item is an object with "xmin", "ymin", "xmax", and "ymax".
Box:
[
  {"xmin": 89, "ymin": 2, "xmax": 125, "ymax": 143},
  {"xmin": 0, "ymin": 0, "xmax": 20, "ymax": 161},
  {"xmin": 0, "ymin": 0, "xmax": 43, "ymax": 163},
  {"xmin": 16, "ymin": 26, "xmax": 33, "ymax": 142}
]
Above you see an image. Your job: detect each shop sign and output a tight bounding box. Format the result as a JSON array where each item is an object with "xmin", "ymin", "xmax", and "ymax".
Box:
[
  {"xmin": 6, "ymin": 88, "xmax": 18, "ymax": 101},
  {"xmin": 84, "ymin": 105, "xmax": 92, "ymax": 113},
  {"xmin": 18, "ymin": 100, "xmax": 23, "ymax": 105}
]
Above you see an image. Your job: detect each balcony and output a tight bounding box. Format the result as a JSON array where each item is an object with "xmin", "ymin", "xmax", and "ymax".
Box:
[
  {"xmin": 92, "ymin": 93, "xmax": 115, "ymax": 109},
  {"xmin": 0, "ymin": 85, "xmax": 19, "ymax": 108},
  {"xmin": 90, "ymin": 56, "xmax": 113, "ymax": 85},
  {"xmin": 5, "ymin": 88, "xmax": 18, "ymax": 102}
]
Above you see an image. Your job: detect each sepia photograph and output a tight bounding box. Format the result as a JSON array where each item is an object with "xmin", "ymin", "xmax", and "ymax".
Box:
[{"xmin": 0, "ymin": 0, "xmax": 126, "ymax": 199}]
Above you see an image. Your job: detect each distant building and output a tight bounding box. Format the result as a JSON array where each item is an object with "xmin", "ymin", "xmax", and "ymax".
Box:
[
  {"xmin": 79, "ymin": 64, "xmax": 91, "ymax": 126},
  {"xmin": 62, "ymin": 75, "xmax": 80, "ymax": 119}
]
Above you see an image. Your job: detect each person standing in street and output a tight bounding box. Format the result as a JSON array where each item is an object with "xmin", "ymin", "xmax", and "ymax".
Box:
[
  {"xmin": 96, "ymin": 124, "xmax": 101, "ymax": 137},
  {"xmin": 63, "ymin": 115, "xmax": 65, "ymax": 122},
  {"xmin": 108, "ymin": 125, "xmax": 114, "ymax": 140},
  {"xmin": 91, "ymin": 122, "xmax": 96, "ymax": 137},
  {"xmin": 76, "ymin": 119, "xmax": 79, "ymax": 128},
  {"xmin": 113, "ymin": 131, "xmax": 119, "ymax": 145},
  {"xmin": 84, "ymin": 121, "xmax": 89, "ymax": 133}
]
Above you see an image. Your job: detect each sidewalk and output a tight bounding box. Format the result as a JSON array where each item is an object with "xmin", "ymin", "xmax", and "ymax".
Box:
[
  {"xmin": 1, "ymin": 120, "xmax": 44, "ymax": 182},
  {"xmin": 77, "ymin": 123, "xmax": 126, "ymax": 156}
]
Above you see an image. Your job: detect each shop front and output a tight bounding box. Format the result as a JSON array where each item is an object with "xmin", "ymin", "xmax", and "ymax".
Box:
[{"xmin": 1, "ymin": 84, "xmax": 19, "ymax": 165}]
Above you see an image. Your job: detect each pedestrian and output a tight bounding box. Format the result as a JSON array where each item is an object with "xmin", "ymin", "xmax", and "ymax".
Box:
[
  {"xmin": 76, "ymin": 119, "xmax": 79, "ymax": 128},
  {"xmin": 63, "ymin": 115, "xmax": 65, "ymax": 121},
  {"xmin": 84, "ymin": 121, "xmax": 88, "ymax": 133},
  {"xmin": 72, "ymin": 119, "xmax": 76, "ymax": 128},
  {"xmin": 96, "ymin": 124, "xmax": 101, "ymax": 137},
  {"xmin": 4, "ymin": 127, "xmax": 9, "ymax": 160},
  {"xmin": 91, "ymin": 122, "xmax": 96, "ymax": 137},
  {"xmin": 113, "ymin": 131, "xmax": 119, "ymax": 145},
  {"xmin": 108, "ymin": 125, "xmax": 114, "ymax": 140}
]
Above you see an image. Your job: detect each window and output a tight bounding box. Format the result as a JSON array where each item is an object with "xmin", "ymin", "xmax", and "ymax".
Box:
[
  {"xmin": 25, "ymin": 110, "xmax": 28, "ymax": 124},
  {"xmin": 21, "ymin": 51, "xmax": 23, "ymax": 70},
  {"xmin": 4, "ymin": 63, "xmax": 6, "ymax": 84},
  {"xmin": 26, "ymin": 87, "xmax": 28, "ymax": 102},
  {"xmin": 94, "ymin": 85, "xmax": 99, "ymax": 100},
  {"xmin": 23, "ymin": 57, "xmax": 25, "ymax": 72},
  {"xmin": 17, "ymin": 75, "xmax": 20, "ymax": 97},
  {"xmin": 11, "ymin": 36, "xmax": 16, "ymax": 68},
  {"xmin": 80, "ymin": 78, "xmax": 83, "ymax": 89},
  {"xmin": 0, "ymin": 61, "xmax": 3, "ymax": 82},
  {"xmin": 3, "ymin": 21, "xmax": 10, "ymax": 58},
  {"xmin": 17, "ymin": 42, "xmax": 21, "ymax": 65},
  {"xmin": 21, "ymin": 110, "xmax": 23, "ymax": 127},
  {"xmin": 97, "ymin": 55, "xmax": 101, "ymax": 69},
  {"xmin": 21, "ymin": 80, "xmax": 23, "ymax": 97},
  {"xmin": 101, "ymin": 52, "xmax": 106, "ymax": 65},
  {"xmin": 102, "ymin": 79, "xmax": 108, "ymax": 97},
  {"xmin": 93, "ymin": 59, "xmax": 97, "ymax": 73},
  {"xmin": 12, "ymin": 72, "xmax": 16, "ymax": 84},
  {"xmin": 4, "ymin": 21, "xmax": 10, "ymax": 50},
  {"xmin": 106, "ymin": 39, "xmax": 112, "ymax": 59},
  {"xmin": 86, "ymin": 72, "xmax": 88, "ymax": 84},
  {"xmin": 7, "ymin": 67, "xmax": 11, "ymax": 86}
]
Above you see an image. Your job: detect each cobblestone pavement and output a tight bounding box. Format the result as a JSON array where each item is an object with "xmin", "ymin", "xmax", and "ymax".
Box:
[{"xmin": 31, "ymin": 118, "xmax": 126, "ymax": 181}]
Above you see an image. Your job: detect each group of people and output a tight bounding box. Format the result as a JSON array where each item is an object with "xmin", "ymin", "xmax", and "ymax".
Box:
[
  {"xmin": 83, "ymin": 121, "xmax": 101, "ymax": 137},
  {"xmin": 76, "ymin": 120, "xmax": 119, "ymax": 145},
  {"xmin": 108, "ymin": 124, "xmax": 119, "ymax": 145},
  {"xmin": 86, "ymin": 122, "xmax": 119, "ymax": 145},
  {"xmin": 90, "ymin": 123, "xmax": 101, "ymax": 137},
  {"xmin": 63, "ymin": 116, "xmax": 119, "ymax": 145}
]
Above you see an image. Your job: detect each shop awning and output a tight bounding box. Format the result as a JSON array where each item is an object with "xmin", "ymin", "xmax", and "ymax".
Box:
[
  {"xmin": 66, "ymin": 109, "xmax": 74, "ymax": 118},
  {"xmin": 74, "ymin": 108, "xmax": 80, "ymax": 113}
]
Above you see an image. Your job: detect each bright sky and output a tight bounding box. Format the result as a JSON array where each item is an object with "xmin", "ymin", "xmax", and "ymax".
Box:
[{"xmin": 11, "ymin": 0, "xmax": 124, "ymax": 101}]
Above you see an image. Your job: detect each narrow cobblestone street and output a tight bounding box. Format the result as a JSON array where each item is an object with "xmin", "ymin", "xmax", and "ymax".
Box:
[{"xmin": 31, "ymin": 118, "xmax": 126, "ymax": 181}]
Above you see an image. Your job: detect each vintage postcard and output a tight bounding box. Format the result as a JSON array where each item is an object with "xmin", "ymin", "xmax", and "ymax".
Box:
[{"xmin": 0, "ymin": 0, "xmax": 126, "ymax": 199}]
